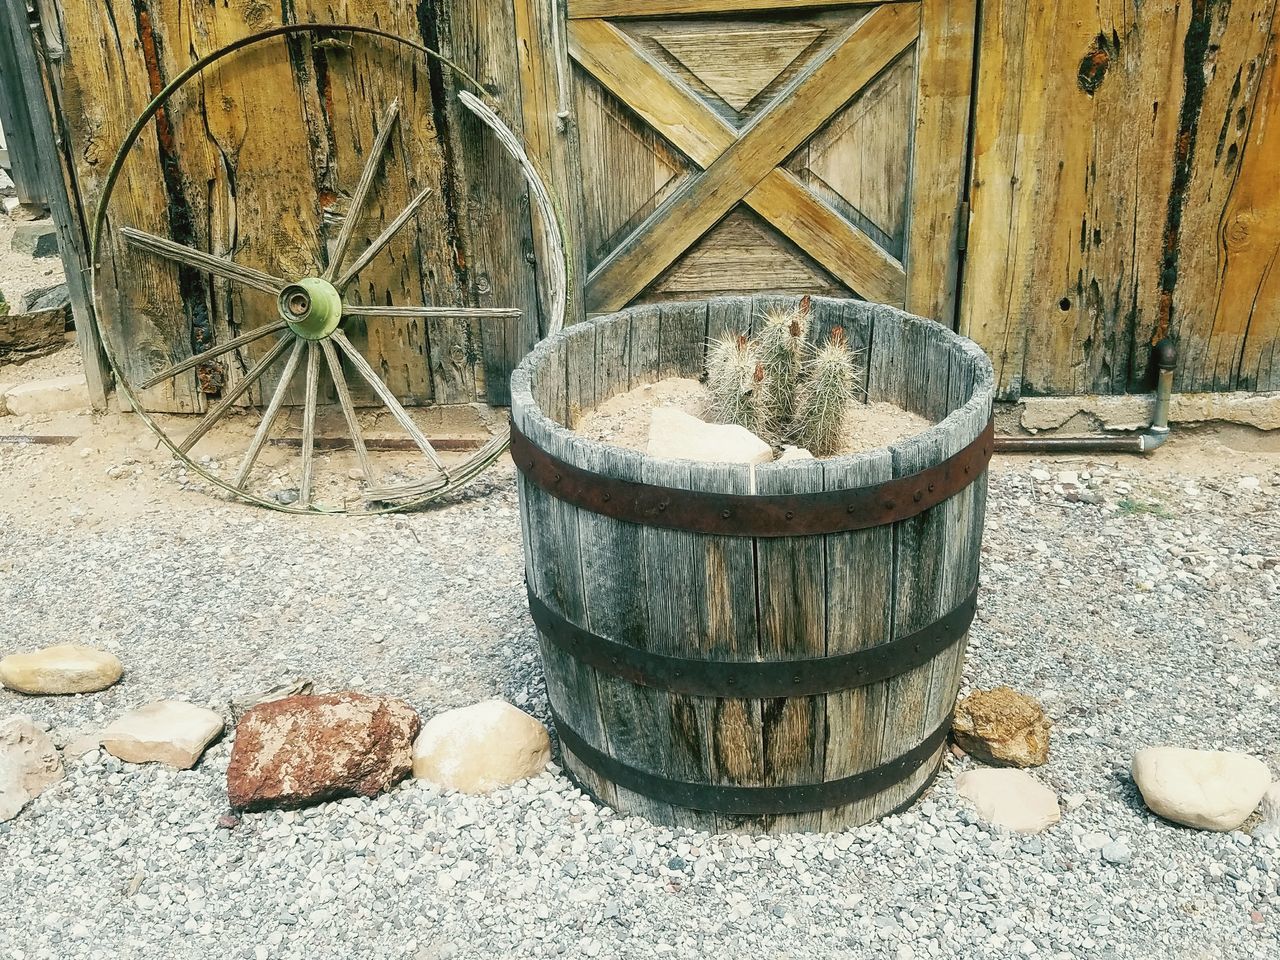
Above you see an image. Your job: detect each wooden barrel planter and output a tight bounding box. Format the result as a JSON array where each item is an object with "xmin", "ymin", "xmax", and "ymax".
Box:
[{"xmin": 511, "ymin": 296, "xmax": 995, "ymax": 833}]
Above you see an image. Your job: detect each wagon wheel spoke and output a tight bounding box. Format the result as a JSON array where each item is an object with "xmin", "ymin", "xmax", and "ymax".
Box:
[
  {"xmin": 335, "ymin": 187, "xmax": 433, "ymax": 292},
  {"xmin": 298, "ymin": 342, "xmax": 321, "ymax": 508},
  {"xmin": 138, "ymin": 319, "xmax": 290, "ymax": 390},
  {"xmin": 233, "ymin": 338, "xmax": 306, "ymax": 491},
  {"xmin": 341, "ymin": 305, "xmax": 522, "ymax": 321},
  {"xmin": 121, "ymin": 227, "xmax": 286, "ymax": 296},
  {"xmin": 319, "ymin": 338, "xmax": 377, "ymax": 487},
  {"xmin": 331, "ymin": 329, "xmax": 448, "ymax": 476},
  {"xmin": 325, "ymin": 98, "xmax": 401, "ymax": 282},
  {"xmin": 178, "ymin": 334, "xmax": 293, "ymax": 455}
]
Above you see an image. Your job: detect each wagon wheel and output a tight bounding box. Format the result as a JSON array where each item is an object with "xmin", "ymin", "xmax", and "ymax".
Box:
[{"xmin": 90, "ymin": 25, "xmax": 567, "ymax": 514}]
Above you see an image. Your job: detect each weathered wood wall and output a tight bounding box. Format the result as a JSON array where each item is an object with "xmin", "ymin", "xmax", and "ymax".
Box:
[
  {"xmin": 42, "ymin": 0, "xmax": 544, "ymax": 413},
  {"xmin": 25, "ymin": 0, "xmax": 1280, "ymax": 405},
  {"xmin": 962, "ymin": 0, "xmax": 1280, "ymax": 399}
]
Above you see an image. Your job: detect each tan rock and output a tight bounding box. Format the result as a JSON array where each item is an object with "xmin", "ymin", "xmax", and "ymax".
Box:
[
  {"xmin": 0, "ymin": 644, "xmax": 123, "ymax": 695},
  {"xmin": 101, "ymin": 701, "xmax": 224, "ymax": 769},
  {"xmin": 952, "ymin": 686, "xmax": 1051, "ymax": 768},
  {"xmin": 1132, "ymin": 747, "xmax": 1272, "ymax": 831},
  {"xmin": 647, "ymin": 407, "xmax": 772, "ymax": 465},
  {"xmin": 1255, "ymin": 784, "xmax": 1280, "ymax": 844},
  {"xmin": 778, "ymin": 445, "xmax": 815, "ymax": 462},
  {"xmin": 955, "ymin": 768, "xmax": 1061, "ymax": 834},
  {"xmin": 413, "ymin": 699, "xmax": 551, "ymax": 794},
  {"xmin": 62, "ymin": 732, "xmax": 101, "ymax": 760},
  {"xmin": 2, "ymin": 375, "xmax": 90, "ymax": 416},
  {"xmin": 226, "ymin": 692, "xmax": 420, "ymax": 810},
  {"xmin": 1, "ymin": 715, "xmax": 65, "ymax": 821}
]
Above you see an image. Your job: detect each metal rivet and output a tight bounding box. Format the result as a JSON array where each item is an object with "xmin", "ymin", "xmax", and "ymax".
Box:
[
  {"xmin": 611, "ymin": 656, "xmax": 619, "ymax": 665},
  {"xmin": 884, "ymin": 500, "xmax": 896, "ymax": 510},
  {"xmin": 928, "ymin": 482, "xmax": 936, "ymax": 493},
  {"xmin": 553, "ymin": 473, "xmax": 561, "ymax": 483},
  {"xmin": 602, "ymin": 493, "xmax": 611, "ymax": 502},
  {"xmin": 526, "ymin": 460, "xmax": 534, "ymax": 470},
  {"xmin": 847, "ymin": 504, "xmax": 857, "ymax": 514},
  {"xmin": 913, "ymin": 490, "xmax": 923, "ymax": 502},
  {"xmin": 658, "ymin": 500, "xmax": 668, "ymax": 512},
  {"xmin": 785, "ymin": 511, "xmax": 794, "ymax": 521},
  {"xmin": 721, "ymin": 509, "xmax": 732, "ymax": 519},
  {"xmin": 727, "ymin": 676, "xmax": 736, "ymax": 685},
  {"xmin": 793, "ymin": 674, "xmax": 801, "ymax": 684},
  {"xmin": 965, "ymin": 465, "xmax": 971, "ymax": 474}
]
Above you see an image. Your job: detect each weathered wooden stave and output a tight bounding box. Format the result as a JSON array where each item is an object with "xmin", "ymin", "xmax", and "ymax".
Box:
[{"xmin": 512, "ymin": 295, "xmax": 994, "ymax": 833}]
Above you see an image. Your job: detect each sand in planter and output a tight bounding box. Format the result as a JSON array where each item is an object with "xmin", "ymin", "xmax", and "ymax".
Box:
[{"xmin": 572, "ymin": 377, "xmax": 931, "ymax": 459}]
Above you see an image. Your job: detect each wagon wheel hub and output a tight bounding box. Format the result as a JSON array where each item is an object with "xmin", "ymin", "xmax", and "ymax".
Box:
[{"xmin": 279, "ymin": 278, "xmax": 343, "ymax": 341}]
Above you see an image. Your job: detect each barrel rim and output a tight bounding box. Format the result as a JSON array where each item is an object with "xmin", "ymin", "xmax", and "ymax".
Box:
[{"xmin": 510, "ymin": 296, "xmax": 996, "ymax": 499}]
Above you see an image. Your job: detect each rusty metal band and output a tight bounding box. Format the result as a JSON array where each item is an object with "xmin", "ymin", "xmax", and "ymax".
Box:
[
  {"xmin": 553, "ymin": 710, "xmax": 952, "ymax": 815},
  {"xmin": 529, "ymin": 584, "xmax": 977, "ymax": 699},
  {"xmin": 510, "ymin": 418, "xmax": 994, "ymax": 537}
]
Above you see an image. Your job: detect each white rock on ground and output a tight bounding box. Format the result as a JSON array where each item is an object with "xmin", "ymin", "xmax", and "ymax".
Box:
[
  {"xmin": 0, "ymin": 643, "xmax": 123, "ymax": 695},
  {"xmin": 955, "ymin": 768, "xmax": 1061, "ymax": 834},
  {"xmin": 647, "ymin": 407, "xmax": 772, "ymax": 465},
  {"xmin": 100, "ymin": 700, "xmax": 224, "ymax": 769},
  {"xmin": 1, "ymin": 375, "xmax": 90, "ymax": 416},
  {"xmin": 0, "ymin": 715, "xmax": 65, "ymax": 821},
  {"xmin": 413, "ymin": 699, "xmax": 551, "ymax": 793},
  {"xmin": 1132, "ymin": 746, "xmax": 1272, "ymax": 831},
  {"xmin": 1255, "ymin": 784, "xmax": 1280, "ymax": 844}
]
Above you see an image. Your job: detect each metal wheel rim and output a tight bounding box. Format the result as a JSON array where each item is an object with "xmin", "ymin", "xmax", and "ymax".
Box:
[{"xmin": 90, "ymin": 23, "xmax": 570, "ymax": 515}]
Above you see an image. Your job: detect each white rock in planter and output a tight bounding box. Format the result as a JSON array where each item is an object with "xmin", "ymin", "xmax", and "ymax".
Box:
[
  {"xmin": 778, "ymin": 445, "xmax": 815, "ymax": 463},
  {"xmin": 413, "ymin": 699, "xmax": 550, "ymax": 793},
  {"xmin": 647, "ymin": 408, "xmax": 772, "ymax": 465},
  {"xmin": 955, "ymin": 768, "xmax": 1061, "ymax": 834},
  {"xmin": 0, "ymin": 643, "xmax": 123, "ymax": 695},
  {"xmin": 101, "ymin": 701, "xmax": 224, "ymax": 769},
  {"xmin": 0, "ymin": 715, "xmax": 65, "ymax": 821},
  {"xmin": 1131, "ymin": 746, "xmax": 1272, "ymax": 831}
]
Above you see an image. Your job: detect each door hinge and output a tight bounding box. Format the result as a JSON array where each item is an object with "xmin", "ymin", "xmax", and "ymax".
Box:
[{"xmin": 956, "ymin": 201, "xmax": 971, "ymax": 252}]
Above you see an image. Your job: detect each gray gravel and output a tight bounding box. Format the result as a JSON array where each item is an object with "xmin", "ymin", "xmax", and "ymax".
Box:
[{"xmin": 1, "ymin": 439, "xmax": 1279, "ymax": 960}]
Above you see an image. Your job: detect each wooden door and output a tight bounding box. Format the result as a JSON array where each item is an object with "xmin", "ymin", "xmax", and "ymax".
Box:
[{"xmin": 561, "ymin": 0, "xmax": 976, "ymax": 321}]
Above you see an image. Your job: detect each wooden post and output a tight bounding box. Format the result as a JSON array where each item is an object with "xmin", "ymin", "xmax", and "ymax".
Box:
[
  {"xmin": 3, "ymin": 0, "xmax": 111, "ymax": 409},
  {"xmin": 513, "ymin": 0, "xmax": 589, "ymax": 324},
  {"xmin": 0, "ymin": 2, "xmax": 45, "ymax": 205}
]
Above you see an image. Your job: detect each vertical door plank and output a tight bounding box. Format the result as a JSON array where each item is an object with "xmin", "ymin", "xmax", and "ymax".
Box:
[{"xmin": 906, "ymin": 0, "xmax": 976, "ymax": 324}]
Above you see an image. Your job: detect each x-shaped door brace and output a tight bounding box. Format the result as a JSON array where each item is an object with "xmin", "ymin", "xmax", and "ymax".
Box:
[{"xmin": 570, "ymin": 3, "xmax": 920, "ymax": 313}]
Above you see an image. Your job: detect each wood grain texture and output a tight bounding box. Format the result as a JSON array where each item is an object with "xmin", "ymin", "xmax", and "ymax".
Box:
[
  {"xmin": 513, "ymin": 0, "xmax": 590, "ymax": 327},
  {"xmin": 569, "ymin": 0, "xmax": 916, "ymax": 17},
  {"xmin": 516, "ymin": 296, "xmax": 993, "ymax": 832},
  {"xmin": 583, "ymin": 4, "xmax": 921, "ymax": 311},
  {"xmin": 573, "ymin": 16, "xmax": 896, "ymax": 300},
  {"xmin": 44, "ymin": 0, "xmax": 541, "ymax": 413},
  {"xmin": 907, "ymin": 0, "xmax": 977, "ymax": 322},
  {"xmin": 3, "ymin": 0, "xmax": 111, "ymax": 407},
  {"xmin": 961, "ymin": 0, "xmax": 1280, "ymax": 397}
]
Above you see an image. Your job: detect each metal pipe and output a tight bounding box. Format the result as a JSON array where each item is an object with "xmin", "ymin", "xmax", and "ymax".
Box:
[{"xmin": 994, "ymin": 339, "xmax": 1178, "ymax": 455}]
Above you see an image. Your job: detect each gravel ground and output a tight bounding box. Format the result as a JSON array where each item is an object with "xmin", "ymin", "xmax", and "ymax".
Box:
[{"xmin": 1, "ymin": 414, "xmax": 1279, "ymax": 959}]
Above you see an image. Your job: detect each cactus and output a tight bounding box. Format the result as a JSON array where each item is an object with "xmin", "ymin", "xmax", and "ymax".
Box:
[
  {"xmin": 705, "ymin": 334, "xmax": 773, "ymax": 440},
  {"xmin": 754, "ymin": 299, "xmax": 810, "ymax": 437},
  {"xmin": 704, "ymin": 300, "xmax": 860, "ymax": 457},
  {"xmin": 794, "ymin": 327, "xmax": 862, "ymax": 457}
]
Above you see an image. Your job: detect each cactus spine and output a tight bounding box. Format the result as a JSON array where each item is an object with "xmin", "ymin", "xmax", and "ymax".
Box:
[
  {"xmin": 704, "ymin": 300, "xmax": 862, "ymax": 457},
  {"xmin": 794, "ymin": 327, "xmax": 860, "ymax": 457}
]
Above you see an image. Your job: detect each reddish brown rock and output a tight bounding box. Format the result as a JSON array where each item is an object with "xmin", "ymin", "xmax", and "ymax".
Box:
[{"xmin": 226, "ymin": 692, "xmax": 420, "ymax": 811}]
